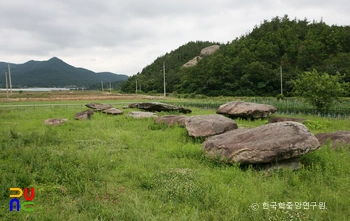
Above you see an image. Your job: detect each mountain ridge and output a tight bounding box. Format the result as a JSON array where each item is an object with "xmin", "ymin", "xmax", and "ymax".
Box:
[{"xmin": 0, "ymin": 57, "xmax": 128, "ymax": 88}]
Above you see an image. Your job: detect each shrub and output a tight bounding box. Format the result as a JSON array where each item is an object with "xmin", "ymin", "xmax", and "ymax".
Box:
[
  {"xmin": 293, "ymin": 69, "xmax": 345, "ymax": 112},
  {"xmin": 276, "ymin": 94, "xmax": 284, "ymax": 100}
]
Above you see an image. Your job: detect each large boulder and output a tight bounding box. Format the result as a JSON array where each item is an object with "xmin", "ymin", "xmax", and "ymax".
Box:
[
  {"xmin": 185, "ymin": 114, "xmax": 238, "ymax": 137},
  {"xmin": 154, "ymin": 115, "xmax": 188, "ymax": 127},
  {"xmin": 102, "ymin": 108, "xmax": 123, "ymax": 115},
  {"xmin": 183, "ymin": 45, "xmax": 220, "ymax": 68},
  {"xmin": 200, "ymin": 45, "xmax": 220, "ymax": 56},
  {"xmin": 128, "ymin": 102, "xmax": 192, "ymax": 114},
  {"xmin": 85, "ymin": 103, "xmax": 113, "ymax": 110},
  {"xmin": 74, "ymin": 110, "xmax": 94, "ymax": 120},
  {"xmin": 269, "ymin": 117, "xmax": 306, "ymax": 124},
  {"xmin": 183, "ymin": 56, "xmax": 202, "ymax": 68},
  {"xmin": 127, "ymin": 111, "xmax": 158, "ymax": 119},
  {"xmin": 315, "ymin": 131, "xmax": 350, "ymax": 148},
  {"xmin": 217, "ymin": 101, "xmax": 277, "ymax": 119},
  {"xmin": 43, "ymin": 118, "xmax": 68, "ymax": 126},
  {"xmin": 203, "ymin": 121, "xmax": 320, "ymax": 164}
]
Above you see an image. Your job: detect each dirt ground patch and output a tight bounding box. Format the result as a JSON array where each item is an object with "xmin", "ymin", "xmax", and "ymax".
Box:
[{"xmin": 0, "ymin": 91, "xmax": 160, "ymax": 102}]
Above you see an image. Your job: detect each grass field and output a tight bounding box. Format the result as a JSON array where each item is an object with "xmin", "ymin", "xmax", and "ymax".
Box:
[{"xmin": 1, "ymin": 98, "xmax": 350, "ymax": 220}]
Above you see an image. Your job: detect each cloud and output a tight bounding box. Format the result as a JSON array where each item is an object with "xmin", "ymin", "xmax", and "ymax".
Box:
[{"xmin": 0, "ymin": 0, "xmax": 349, "ymax": 75}]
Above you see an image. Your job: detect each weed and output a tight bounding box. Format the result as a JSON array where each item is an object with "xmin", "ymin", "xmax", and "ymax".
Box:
[{"xmin": 0, "ymin": 103, "xmax": 349, "ymax": 220}]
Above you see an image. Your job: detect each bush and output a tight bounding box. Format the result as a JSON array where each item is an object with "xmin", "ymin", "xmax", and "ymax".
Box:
[
  {"xmin": 276, "ymin": 94, "xmax": 284, "ymax": 100},
  {"xmin": 148, "ymin": 90, "xmax": 158, "ymax": 95},
  {"xmin": 293, "ymin": 69, "xmax": 345, "ymax": 112},
  {"xmin": 188, "ymin": 93, "xmax": 196, "ymax": 98}
]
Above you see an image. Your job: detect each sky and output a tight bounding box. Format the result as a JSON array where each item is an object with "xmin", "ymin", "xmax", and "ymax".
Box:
[{"xmin": 1, "ymin": 0, "xmax": 349, "ymax": 76}]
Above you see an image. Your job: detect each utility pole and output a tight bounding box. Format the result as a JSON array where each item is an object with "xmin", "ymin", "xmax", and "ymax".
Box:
[
  {"xmin": 163, "ymin": 62, "xmax": 166, "ymax": 97},
  {"xmin": 280, "ymin": 65, "xmax": 283, "ymax": 95},
  {"xmin": 139, "ymin": 84, "xmax": 141, "ymax": 92},
  {"xmin": 101, "ymin": 81, "xmax": 104, "ymax": 92},
  {"xmin": 135, "ymin": 79, "xmax": 138, "ymax": 93},
  {"xmin": 109, "ymin": 82, "xmax": 112, "ymax": 93},
  {"xmin": 5, "ymin": 71, "xmax": 9, "ymax": 99},
  {"xmin": 8, "ymin": 63, "xmax": 12, "ymax": 95}
]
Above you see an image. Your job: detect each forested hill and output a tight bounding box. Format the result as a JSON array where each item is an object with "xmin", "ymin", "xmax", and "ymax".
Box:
[
  {"xmin": 121, "ymin": 15, "xmax": 350, "ymax": 96},
  {"xmin": 0, "ymin": 57, "xmax": 128, "ymax": 88},
  {"xmin": 120, "ymin": 41, "xmax": 217, "ymax": 93}
]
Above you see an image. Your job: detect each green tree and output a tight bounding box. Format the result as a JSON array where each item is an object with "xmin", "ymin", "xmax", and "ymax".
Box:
[
  {"xmin": 293, "ymin": 69, "xmax": 344, "ymax": 112},
  {"xmin": 121, "ymin": 17, "xmax": 350, "ymax": 97}
]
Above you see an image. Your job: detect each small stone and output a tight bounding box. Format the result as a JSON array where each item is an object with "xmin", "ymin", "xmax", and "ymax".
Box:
[
  {"xmin": 75, "ymin": 110, "xmax": 94, "ymax": 120},
  {"xmin": 127, "ymin": 111, "xmax": 158, "ymax": 119},
  {"xmin": 43, "ymin": 118, "xmax": 68, "ymax": 126}
]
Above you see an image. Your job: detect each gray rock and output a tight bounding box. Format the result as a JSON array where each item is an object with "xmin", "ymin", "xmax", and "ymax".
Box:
[
  {"xmin": 127, "ymin": 111, "xmax": 158, "ymax": 119},
  {"xmin": 185, "ymin": 114, "xmax": 238, "ymax": 137},
  {"xmin": 74, "ymin": 110, "xmax": 94, "ymax": 120},
  {"xmin": 43, "ymin": 118, "xmax": 68, "ymax": 126},
  {"xmin": 200, "ymin": 45, "xmax": 220, "ymax": 57},
  {"xmin": 85, "ymin": 103, "xmax": 112, "ymax": 110},
  {"xmin": 183, "ymin": 56, "xmax": 202, "ymax": 68},
  {"xmin": 154, "ymin": 115, "xmax": 189, "ymax": 127},
  {"xmin": 102, "ymin": 108, "xmax": 123, "ymax": 115},
  {"xmin": 128, "ymin": 102, "xmax": 192, "ymax": 114},
  {"xmin": 315, "ymin": 131, "xmax": 350, "ymax": 148},
  {"xmin": 203, "ymin": 121, "xmax": 320, "ymax": 164},
  {"xmin": 217, "ymin": 101, "xmax": 277, "ymax": 119},
  {"xmin": 183, "ymin": 45, "xmax": 220, "ymax": 68}
]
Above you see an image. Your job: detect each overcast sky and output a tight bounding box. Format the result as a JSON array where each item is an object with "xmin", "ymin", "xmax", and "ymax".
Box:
[{"xmin": 1, "ymin": 0, "xmax": 349, "ymax": 76}]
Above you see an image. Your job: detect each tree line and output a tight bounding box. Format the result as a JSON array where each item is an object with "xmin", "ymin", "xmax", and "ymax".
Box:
[{"xmin": 121, "ymin": 15, "xmax": 350, "ymax": 97}]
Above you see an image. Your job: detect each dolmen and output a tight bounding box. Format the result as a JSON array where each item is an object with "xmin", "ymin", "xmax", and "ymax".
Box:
[
  {"xmin": 101, "ymin": 108, "xmax": 123, "ymax": 115},
  {"xmin": 154, "ymin": 115, "xmax": 189, "ymax": 127},
  {"xmin": 85, "ymin": 103, "xmax": 123, "ymax": 115},
  {"xmin": 75, "ymin": 110, "xmax": 94, "ymax": 120},
  {"xmin": 217, "ymin": 101, "xmax": 276, "ymax": 119},
  {"xmin": 129, "ymin": 102, "xmax": 192, "ymax": 114},
  {"xmin": 203, "ymin": 121, "xmax": 320, "ymax": 166},
  {"xmin": 127, "ymin": 111, "xmax": 158, "ymax": 119},
  {"xmin": 185, "ymin": 114, "xmax": 238, "ymax": 137},
  {"xmin": 315, "ymin": 131, "xmax": 350, "ymax": 148},
  {"xmin": 86, "ymin": 103, "xmax": 113, "ymax": 110},
  {"xmin": 43, "ymin": 118, "xmax": 68, "ymax": 126}
]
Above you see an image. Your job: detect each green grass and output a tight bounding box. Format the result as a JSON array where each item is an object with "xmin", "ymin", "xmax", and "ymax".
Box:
[{"xmin": 0, "ymin": 103, "xmax": 349, "ymax": 220}]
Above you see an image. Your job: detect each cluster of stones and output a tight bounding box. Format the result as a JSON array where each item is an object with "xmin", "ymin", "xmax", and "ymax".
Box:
[
  {"xmin": 128, "ymin": 102, "xmax": 192, "ymax": 114},
  {"xmin": 43, "ymin": 102, "xmax": 193, "ymax": 124},
  {"xmin": 154, "ymin": 101, "xmax": 324, "ymax": 171},
  {"xmin": 85, "ymin": 103, "xmax": 123, "ymax": 115},
  {"xmin": 43, "ymin": 100, "xmax": 350, "ymax": 170}
]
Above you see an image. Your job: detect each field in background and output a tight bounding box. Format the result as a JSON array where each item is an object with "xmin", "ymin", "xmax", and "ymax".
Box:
[
  {"xmin": 2, "ymin": 90, "xmax": 350, "ymax": 118},
  {"xmin": 1, "ymin": 93, "xmax": 350, "ymax": 220}
]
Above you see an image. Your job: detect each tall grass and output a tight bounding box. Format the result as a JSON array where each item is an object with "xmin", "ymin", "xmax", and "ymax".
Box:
[{"xmin": 0, "ymin": 105, "xmax": 349, "ymax": 220}]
